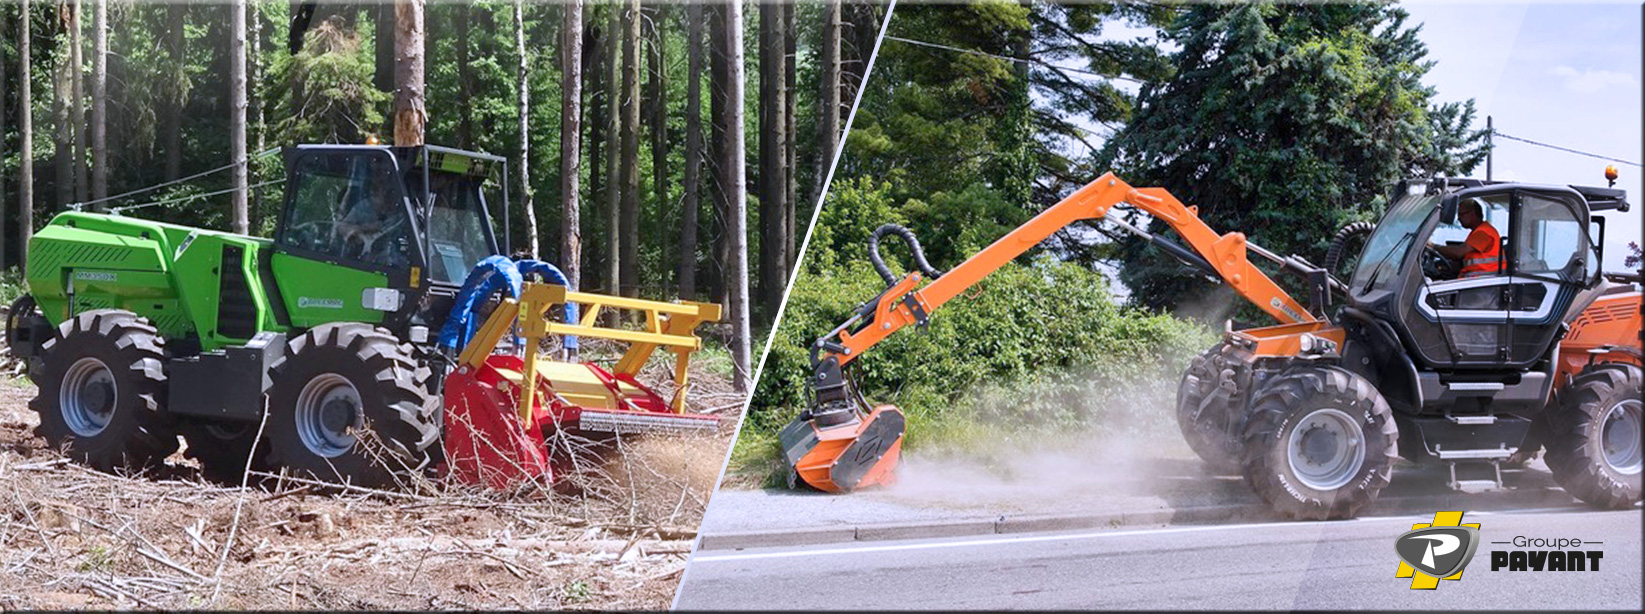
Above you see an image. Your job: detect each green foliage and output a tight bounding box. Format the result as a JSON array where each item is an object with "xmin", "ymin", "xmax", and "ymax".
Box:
[
  {"xmin": 266, "ymin": 16, "xmax": 389, "ymax": 144},
  {"xmin": 0, "ymin": 267, "xmax": 26, "ymax": 307},
  {"xmin": 1098, "ymin": 3, "xmax": 1488, "ymax": 314}
]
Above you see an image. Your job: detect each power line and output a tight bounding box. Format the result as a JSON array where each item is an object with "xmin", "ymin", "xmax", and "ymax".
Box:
[
  {"xmin": 883, "ymin": 35, "xmax": 1144, "ymax": 85},
  {"xmin": 1493, "ymin": 131, "xmax": 1640, "ymax": 168},
  {"xmin": 109, "ymin": 178, "xmax": 286, "ymax": 213},
  {"xmin": 69, "ymin": 147, "xmax": 282, "ymax": 211}
]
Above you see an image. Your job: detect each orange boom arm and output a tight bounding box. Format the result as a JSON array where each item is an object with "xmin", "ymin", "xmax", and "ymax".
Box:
[
  {"xmin": 782, "ymin": 173, "xmax": 1323, "ymax": 494},
  {"xmin": 824, "ymin": 173, "xmax": 1314, "ymax": 369}
]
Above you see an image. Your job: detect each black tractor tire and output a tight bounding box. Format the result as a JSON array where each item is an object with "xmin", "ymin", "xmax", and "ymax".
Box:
[
  {"xmin": 1175, "ymin": 343, "xmax": 1243, "ymax": 474},
  {"xmin": 1240, "ymin": 365, "xmax": 1399, "ymax": 520},
  {"xmin": 30, "ymin": 310, "xmax": 178, "ymax": 472},
  {"xmin": 1545, "ymin": 363, "xmax": 1643, "ymax": 510},
  {"xmin": 264, "ymin": 323, "xmax": 440, "ymax": 489},
  {"xmin": 181, "ymin": 419, "xmax": 270, "ymax": 485}
]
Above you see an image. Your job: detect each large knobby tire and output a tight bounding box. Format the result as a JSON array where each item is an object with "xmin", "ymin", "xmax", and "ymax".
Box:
[
  {"xmin": 264, "ymin": 323, "xmax": 440, "ymax": 488},
  {"xmin": 30, "ymin": 310, "xmax": 178, "ymax": 472},
  {"xmin": 1545, "ymin": 363, "xmax": 1643, "ymax": 509},
  {"xmin": 1175, "ymin": 343, "xmax": 1243, "ymax": 473},
  {"xmin": 1240, "ymin": 365, "xmax": 1398, "ymax": 520},
  {"xmin": 181, "ymin": 420, "xmax": 270, "ymax": 485}
]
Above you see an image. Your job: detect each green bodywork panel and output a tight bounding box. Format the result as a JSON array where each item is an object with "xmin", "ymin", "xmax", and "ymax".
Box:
[
  {"xmin": 26, "ymin": 211, "xmax": 385, "ymax": 351},
  {"xmin": 269, "ymin": 253, "xmax": 389, "ymax": 328}
]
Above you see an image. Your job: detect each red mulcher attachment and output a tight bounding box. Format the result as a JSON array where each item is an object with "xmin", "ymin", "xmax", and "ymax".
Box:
[{"xmin": 440, "ymin": 282, "xmax": 724, "ymax": 489}]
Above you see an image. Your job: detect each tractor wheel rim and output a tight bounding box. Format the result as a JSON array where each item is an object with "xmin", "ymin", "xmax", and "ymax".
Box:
[
  {"xmin": 1286, "ymin": 407, "xmax": 1365, "ymax": 491},
  {"xmin": 1601, "ymin": 399, "xmax": 1642, "ymax": 476},
  {"xmin": 60, "ymin": 357, "xmax": 116, "ymax": 437},
  {"xmin": 295, "ymin": 373, "xmax": 360, "ymax": 459}
]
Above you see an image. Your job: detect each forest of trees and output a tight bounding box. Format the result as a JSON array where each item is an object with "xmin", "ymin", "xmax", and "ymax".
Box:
[{"xmin": 0, "ymin": 0, "xmax": 886, "ymax": 391}]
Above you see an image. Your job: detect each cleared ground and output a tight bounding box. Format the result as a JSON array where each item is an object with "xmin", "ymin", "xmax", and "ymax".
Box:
[{"xmin": 0, "ymin": 336, "xmax": 745, "ymax": 610}]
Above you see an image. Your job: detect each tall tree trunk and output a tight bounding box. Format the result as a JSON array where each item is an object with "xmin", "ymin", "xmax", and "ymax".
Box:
[
  {"xmin": 88, "ymin": 0, "xmax": 104, "ymax": 205},
  {"xmin": 617, "ymin": 0, "xmax": 639, "ymax": 298},
  {"xmin": 165, "ymin": 2, "xmax": 183, "ymax": 181},
  {"xmin": 250, "ymin": 0, "xmax": 264, "ymax": 231},
  {"xmin": 1, "ymin": 5, "xmax": 10, "ymax": 269},
  {"xmin": 559, "ymin": 0, "xmax": 582, "ymax": 283},
  {"xmin": 229, "ymin": 0, "xmax": 247, "ymax": 234},
  {"xmin": 373, "ymin": 1, "xmax": 393, "ymax": 92},
  {"xmin": 513, "ymin": 0, "xmax": 536, "ymax": 255},
  {"xmin": 644, "ymin": 4, "xmax": 667, "ymax": 291},
  {"xmin": 393, "ymin": 0, "xmax": 425, "ymax": 146},
  {"xmin": 582, "ymin": 15, "xmax": 605, "ymax": 291},
  {"xmin": 70, "ymin": 0, "xmax": 84, "ymax": 204},
  {"xmin": 720, "ymin": 0, "xmax": 751, "ymax": 393},
  {"xmin": 783, "ymin": 1, "xmax": 797, "ymax": 275},
  {"xmin": 757, "ymin": 3, "xmax": 785, "ymax": 319},
  {"xmin": 815, "ymin": 0, "xmax": 840, "ymax": 206},
  {"xmin": 19, "ymin": 0, "xmax": 33, "ymax": 266},
  {"xmin": 706, "ymin": 0, "xmax": 727, "ymax": 305},
  {"xmin": 841, "ymin": 0, "xmax": 876, "ymax": 110},
  {"xmin": 602, "ymin": 4, "xmax": 620, "ymax": 295},
  {"xmin": 455, "ymin": 0, "xmax": 473, "ymax": 149},
  {"xmin": 678, "ymin": 1, "xmax": 703, "ymax": 301},
  {"xmin": 53, "ymin": 1, "xmax": 70, "ymax": 209}
]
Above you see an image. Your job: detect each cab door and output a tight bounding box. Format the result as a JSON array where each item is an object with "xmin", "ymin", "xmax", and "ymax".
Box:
[
  {"xmin": 270, "ymin": 147, "xmax": 421, "ymax": 328},
  {"xmin": 1502, "ymin": 189, "xmax": 1598, "ymax": 363},
  {"xmin": 1406, "ymin": 187, "xmax": 1595, "ymax": 370}
]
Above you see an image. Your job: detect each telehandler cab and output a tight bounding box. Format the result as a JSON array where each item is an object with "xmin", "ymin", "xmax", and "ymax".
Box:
[
  {"xmin": 7, "ymin": 144, "xmax": 723, "ymax": 490},
  {"xmin": 781, "ymin": 172, "xmax": 1641, "ymax": 519}
]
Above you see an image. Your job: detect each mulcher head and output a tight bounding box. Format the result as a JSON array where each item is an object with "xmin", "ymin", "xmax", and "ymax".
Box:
[
  {"xmin": 438, "ymin": 267, "xmax": 725, "ymax": 490},
  {"xmin": 778, "ymin": 357, "xmax": 904, "ymax": 493}
]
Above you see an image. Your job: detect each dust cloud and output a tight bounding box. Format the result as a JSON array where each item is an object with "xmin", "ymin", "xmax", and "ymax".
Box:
[{"xmin": 882, "ymin": 363, "xmax": 1233, "ymax": 511}]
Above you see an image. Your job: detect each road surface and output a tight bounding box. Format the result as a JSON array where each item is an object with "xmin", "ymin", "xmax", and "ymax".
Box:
[{"xmin": 675, "ymin": 507, "xmax": 1641, "ymax": 610}]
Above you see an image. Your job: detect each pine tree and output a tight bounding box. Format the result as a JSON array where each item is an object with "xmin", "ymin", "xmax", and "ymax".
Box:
[{"xmin": 560, "ymin": 0, "xmax": 583, "ymax": 285}]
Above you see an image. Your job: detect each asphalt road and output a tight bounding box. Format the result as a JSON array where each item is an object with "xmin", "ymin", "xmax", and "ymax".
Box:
[{"xmin": 674, "ymin": 507, "xmax": 1642, "ymax": 610}]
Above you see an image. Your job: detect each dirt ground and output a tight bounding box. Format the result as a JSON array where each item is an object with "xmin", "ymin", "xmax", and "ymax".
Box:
[{"xmin": 0, "ymin": 338, "xmax": 745, "ymax": 610}]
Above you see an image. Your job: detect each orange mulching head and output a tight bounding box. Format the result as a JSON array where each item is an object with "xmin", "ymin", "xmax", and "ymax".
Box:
[{"xmin": 778, "ymin": 357, "xmax": 904, "ymax": 493}]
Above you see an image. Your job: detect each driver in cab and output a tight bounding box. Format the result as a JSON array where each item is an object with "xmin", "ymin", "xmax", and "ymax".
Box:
[{"xmin": 1429, "ymin": 199, "xmax": 1502, "ymax": 279}]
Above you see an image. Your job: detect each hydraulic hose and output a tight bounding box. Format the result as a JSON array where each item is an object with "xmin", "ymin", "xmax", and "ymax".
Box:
[
  {"xmin": 515, "ymin": 259, "xmax": 580, "ymax": 351},
  {"xmin": 1323, "ymin": 221, "xmax": 1375, "ymax": 274},
  {"xmin": 437, "ymin": 256, "xmax": 580, "ymax": 353},
  {"xmin": 867, "ymin": 224, "xmax": 943, "ymax": 287},
  {"xmin": 438, "ymin": 255, "xmax": 523, "ymax": 352}
]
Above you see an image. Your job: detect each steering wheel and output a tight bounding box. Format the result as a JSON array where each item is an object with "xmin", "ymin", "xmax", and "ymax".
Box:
[{"xmin": 1421, "ymin": 245, "xmax": 1460, "ymax": 280}]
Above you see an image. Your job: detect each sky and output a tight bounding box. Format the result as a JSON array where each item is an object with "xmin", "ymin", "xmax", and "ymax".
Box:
[{"xmin": 1402, "ymin": 1, "xmax": 1643, "ymax": 270}]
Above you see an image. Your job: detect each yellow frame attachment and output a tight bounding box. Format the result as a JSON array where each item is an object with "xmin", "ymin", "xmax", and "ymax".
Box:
[{"xmin": 457, "ymin": 283, "xmax": 724, "ymax": 423}]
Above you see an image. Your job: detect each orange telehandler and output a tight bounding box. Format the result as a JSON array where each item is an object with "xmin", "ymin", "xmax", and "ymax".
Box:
[{"xmin": 780, "ymin": 172, "xmax": 1642, "ymax": 519}]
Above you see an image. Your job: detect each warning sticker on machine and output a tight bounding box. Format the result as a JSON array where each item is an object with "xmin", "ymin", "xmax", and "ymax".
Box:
[
  {"xmin": 298, "ymin": 297, "xmax": 345, "ymax": 309},
  {"xmin": 72, "ymin": 271, "xmax": 118, "ymax": 282}
]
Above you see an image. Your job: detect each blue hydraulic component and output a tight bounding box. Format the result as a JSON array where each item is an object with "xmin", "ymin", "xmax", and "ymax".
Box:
[{"xmin": 437, "ymin": 255, "xmax": 581, "ymax": 354}]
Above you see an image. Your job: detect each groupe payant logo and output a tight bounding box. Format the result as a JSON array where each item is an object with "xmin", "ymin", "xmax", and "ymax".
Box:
[{"xmin": 1395, "ymin": 511, "xmax": 1606, "ymax": 590}]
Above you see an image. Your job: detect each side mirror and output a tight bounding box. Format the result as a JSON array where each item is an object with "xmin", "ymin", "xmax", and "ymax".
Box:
[{"xmin": 1438, "ymin": 195, "xmax": 1458, "ymax": 225}]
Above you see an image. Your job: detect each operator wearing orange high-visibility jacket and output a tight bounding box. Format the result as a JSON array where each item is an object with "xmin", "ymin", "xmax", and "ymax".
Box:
[{"xmin": 1432, "ymin": 199, "xmax": 1503, "ymax": 278}]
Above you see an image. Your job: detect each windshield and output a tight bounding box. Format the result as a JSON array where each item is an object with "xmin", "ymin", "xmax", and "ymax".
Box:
[
  {"xmin": 414, "ymin": 172, "xmax": 498, "ymax": 284},
  {"xmin": 1350, "ymin": 193, "xmax": 1438, "ymax": 293}
]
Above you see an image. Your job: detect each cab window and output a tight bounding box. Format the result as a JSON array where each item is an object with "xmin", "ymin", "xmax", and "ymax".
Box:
[
  {"xmin": 280, "ymin": 153, "xmax": 412, "ymax": 269},
  {"xmin": 1514, "ymin": 193, "xmax": 1589, "ymax": 281}
]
